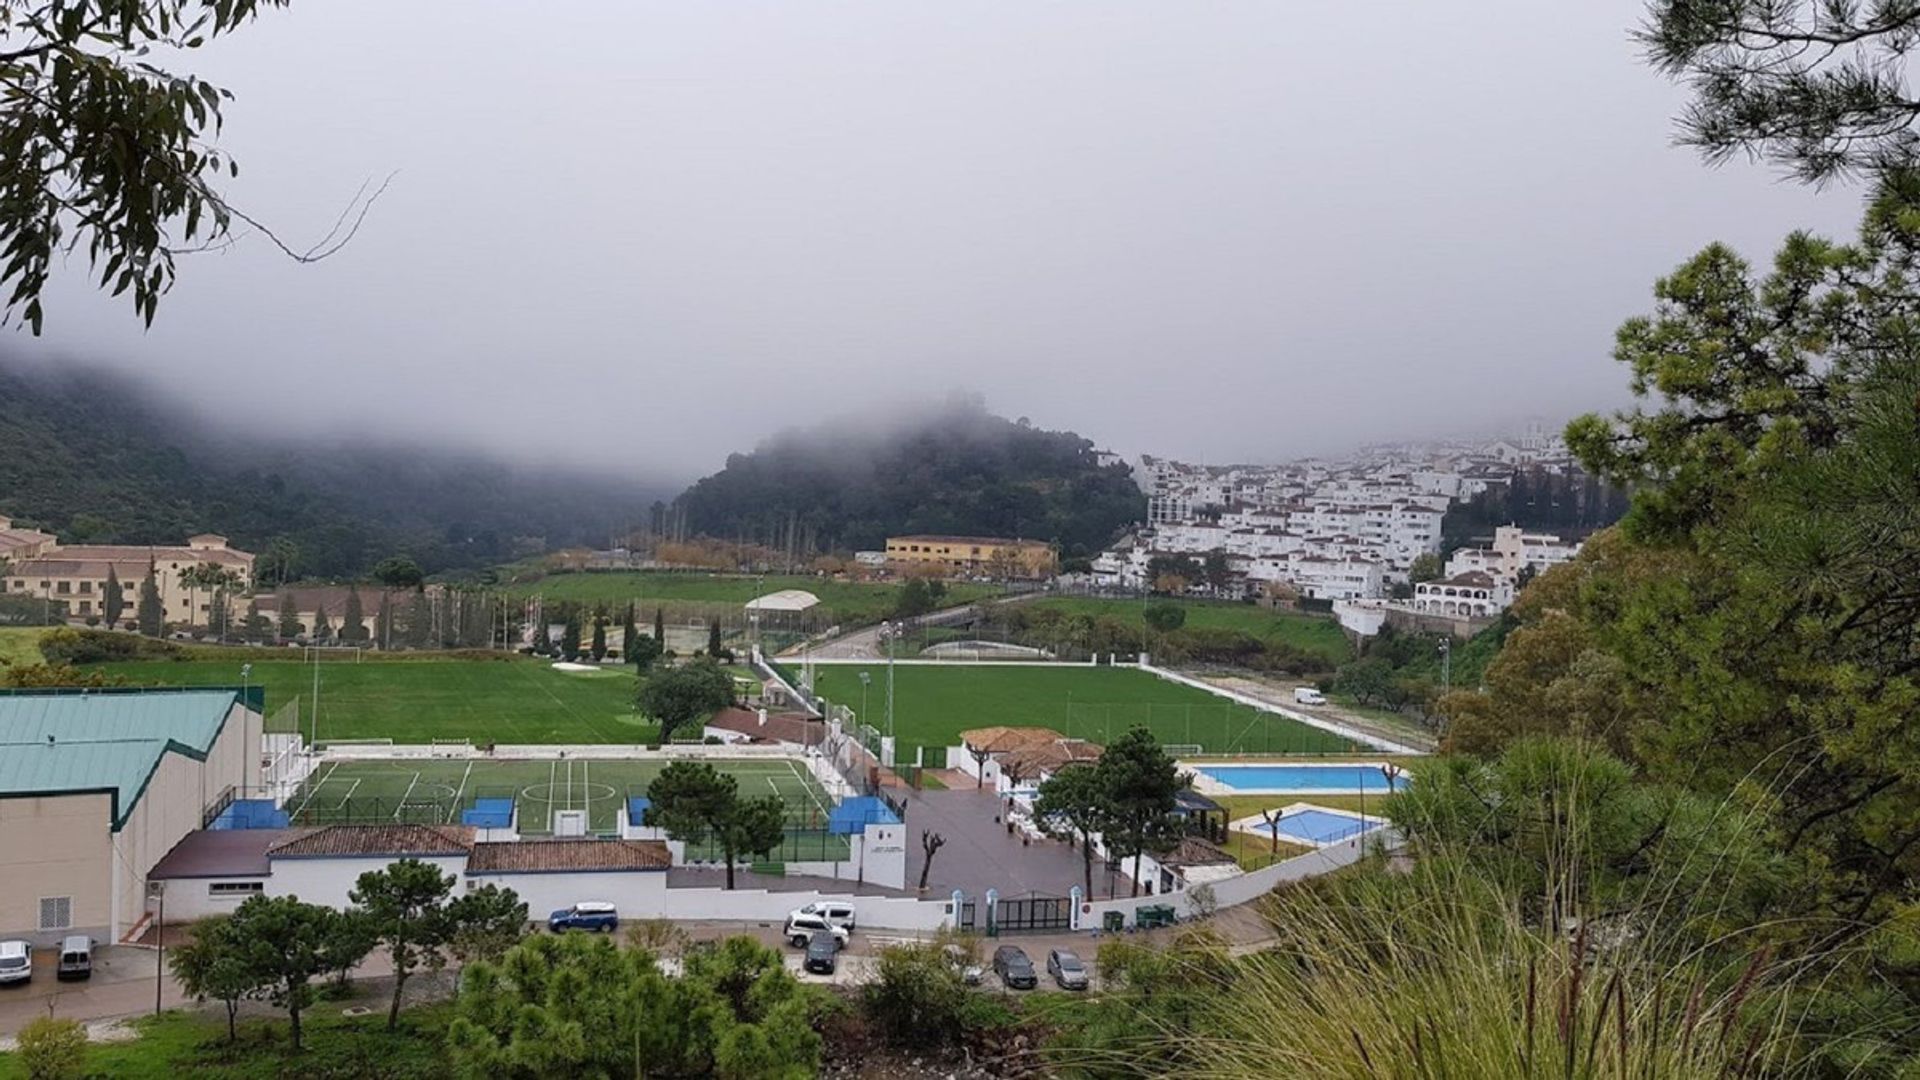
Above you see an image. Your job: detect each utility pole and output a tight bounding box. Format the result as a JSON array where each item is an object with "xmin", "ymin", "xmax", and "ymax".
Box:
[{"xmin": 1439, "ymin": 637, "xmax": 1452, "ymax": 694}]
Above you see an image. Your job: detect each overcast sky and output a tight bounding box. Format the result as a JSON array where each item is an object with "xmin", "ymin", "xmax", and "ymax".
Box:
[{"xmin": 24, "ymin": 1, "xmax": 1865, "ymax": 481}]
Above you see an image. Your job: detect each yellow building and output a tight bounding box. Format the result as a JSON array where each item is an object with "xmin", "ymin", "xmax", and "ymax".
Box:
[
  {"xmin": 884, "ymin": 535, "xmax": 1057, "ymax": 579},
  {"xmin": 2, "ymin": 534, "xmax": 255, "ymax": 627}
]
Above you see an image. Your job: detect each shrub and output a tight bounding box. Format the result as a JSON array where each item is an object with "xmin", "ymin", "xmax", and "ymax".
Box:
[
  {"xmin": 39, "ymin": 627, "xmax": 174, "ymax": 665},
  {"xmin": 862, "ymin": 942, "xmax": 970, "ymax": 1050},
  {"xmin": 15, "ymin": 1016, "xmax": 87, "ymax": 1080}
]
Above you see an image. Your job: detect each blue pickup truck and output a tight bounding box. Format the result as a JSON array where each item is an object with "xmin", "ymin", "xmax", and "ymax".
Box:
[{"xmin": 548, "ymin": 901, "xmax": 619, "ymax": 933}]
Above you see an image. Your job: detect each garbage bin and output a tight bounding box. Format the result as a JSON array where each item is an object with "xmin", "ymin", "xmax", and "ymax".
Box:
[{"xmin": 1103, "ymin": 911, "xmax": 1125, "ymax": 932}]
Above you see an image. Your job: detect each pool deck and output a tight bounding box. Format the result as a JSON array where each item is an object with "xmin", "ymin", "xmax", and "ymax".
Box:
[{"xmin": 1185, "ymin": 760, "xmax": 1406, "ymax": 797}]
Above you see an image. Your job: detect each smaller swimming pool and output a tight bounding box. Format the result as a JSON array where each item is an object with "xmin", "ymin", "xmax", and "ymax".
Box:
[
  {"xmin": 1250, "ymin": 808, "xmax": 1382, "ymax": 847},
  {"xmin": 1194, "ymin": 763, "xmax": 1407, "ymax": 794}
]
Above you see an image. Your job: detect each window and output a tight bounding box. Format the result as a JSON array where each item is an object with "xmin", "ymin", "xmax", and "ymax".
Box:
[
  {"xmin": 38, "ymin": 896, "xmax": 71, "ymax": 931},
  {"xmin": 207, "ymin": 882, "xmax": 263, "ymax": 897},
  {"xmin": 77, "ymin": 601, "xmax": 91, "ymax": 614}
]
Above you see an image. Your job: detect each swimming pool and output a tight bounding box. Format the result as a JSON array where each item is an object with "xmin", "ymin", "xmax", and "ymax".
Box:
[
  {"xmin": 1194, "ymin": 763, "xmax": 1407, "ymax": 794},
  {"xmin": 1248, "ymin": 807, "xmax": 1384, "ymax": 847}
]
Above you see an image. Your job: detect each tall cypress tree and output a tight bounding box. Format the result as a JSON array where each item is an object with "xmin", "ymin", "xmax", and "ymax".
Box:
[
  {"xmin": 560, "ymin": 612, "xmax": 582, "ymax": 660},
  {"xmin": 653, "ymin": 607, "xmax": 665, "ymax": 649},
  {"xmin": 102, "ymin": 566, "xmax": 125, "ymax": 627},
  {"xmin": 706, "ymin": 621, "xmax": 722, "ymax": 657},
  {"xmin": 311, "ymin": 600, "xmax": 333, "ymax": 643},
  {"xmin": 278, "ymin": 592, "xmax": 302, "ymax": 640},
  {"xmin": 136, "ymin": 563, "xmax": 164, "ymax": 637},
  {"xmin": 621, "ymin": 605, "xmax": 638, "ymax": 661},
  {"xmin": 591, "ymin": 617, "xmax": 607, "ymax": 661},
  {"xmin": 340, "ymin": 586, "xmax": 367, "ymax": 644},
  {"xmin": 407, "ymin": 592, "xmax": 431, "ymax": 649},
  {"xmin": 374, "ymin": 592, "xmax": 393, "ymax": 650}
]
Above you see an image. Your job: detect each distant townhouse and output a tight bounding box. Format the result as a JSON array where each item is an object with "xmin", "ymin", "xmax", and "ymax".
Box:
[
  {"xmin": 1411, "ymin": 570, "xmax": 1510, "ymax": 618},
  {"xmin": 2, "ymin": 532, "xmax": 254, "ymax": 626},
  {"xmin": 0, "ymin": 516, "xmax": 58, "ymax": 563},
  {"xmin": 1445, "ymin": 524, "xmax": 1580, "ymax": 584}
]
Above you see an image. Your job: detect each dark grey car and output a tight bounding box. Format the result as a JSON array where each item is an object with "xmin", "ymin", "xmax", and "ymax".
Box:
[
  {"xmin": 803, "ymin": 930, "xmax": 838, "ymax": 975},
  {"xmin": 1047, "ymin": 948, "xmax": 1089, "ymax": 990},
  {"xmin": 993, "ymin": 945, "xmax": 1036, "ymax": 990}
]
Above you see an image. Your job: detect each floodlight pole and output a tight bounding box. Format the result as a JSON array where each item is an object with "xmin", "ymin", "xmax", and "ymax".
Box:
[
  {"xmin": 240, "ymin": 663, "xmax": 252, "ymax": 797},
  {"xmin": 883, "ymin": 622, "xmax": 896, "ymax": 743},
  {"xmin": 1438, "ymin": 638, "xmax": 1452, "ymax": 694}
]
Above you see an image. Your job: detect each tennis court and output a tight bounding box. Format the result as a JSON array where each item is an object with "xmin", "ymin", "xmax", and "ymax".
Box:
[{"xmin": 287, "ymin": 757, "xmax": 840, "ymax": 857}]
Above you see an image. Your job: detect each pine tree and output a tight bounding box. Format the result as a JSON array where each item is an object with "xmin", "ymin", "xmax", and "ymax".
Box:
[
  {"xmin": 102, "ymin": 566, "xmax": 125, "ymax": 627},
  {"xmin": 706, "ymin": 621, "xmax": 722, "ymax": 657},
  {"xmin": 278, "ymin": 592, "xmax": 302, "ymax": 640},
  {"xmin": 407, "ymin": 592, "xmax": 431, "ymax": 649},
  {"xmin": 374, "ymin": 592, "xmax": 393, "ymax": 650},
  {"xmin": 136, "ymin": 564, "xmax": 164, "ymax": 637},
  {"xmin": 311, "ymin": 601, "xmax": 333, "ymax": 644},
  {"xmin": 245, "ymin": 599, "xmax": 271, "ymax": 642},
  {"xmin": 591, "ymin": 618, "xmax": 607, "ymax": 661},
  {"xmin": 340, "ymin": 587, "xmax": 367, "ymax": 644},
  {"xmin": 560, "ymin": 613, "xmax": 582, "ymax": 660},
  {"xmin": 621, "ymin": 605, "xmax": 638, "ymax": 661},
  {"xmin": 653, "ymin": 607, "xmax": 665, "ymax": 647}
]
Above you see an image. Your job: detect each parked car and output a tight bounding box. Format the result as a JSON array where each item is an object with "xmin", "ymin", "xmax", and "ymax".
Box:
[
  {"xmin": 803, "ymin": 931, "xmax": 839, "ymax": 975},
  {"xmin": 0, "ymin": 941, "xmax": 30, "ymax": 985},
  {"xmin": 56, "ymin": 936, "xmax": 92, "ymax": 981},
  {"xmin": 548, "ymin": 901, "xmax": 619, "ymax": 933},
  {"xmin": 944, "ymin": 943, "xmax": 984, "ymax": 986},
  {"xmin": 993, "ymin": 945, "xmax": 1037, "ymax": 990},
  {"xmin": 1047, "ymin": 948, "xmax": 1089, "ymax": 990},
  {"xmin": 1293, "ymin": 687, "xmax": 1327, "ymax": 706},
  {"xmin": 789, "ymin": 900, "xmax": 857, "ymax": 930},
  {"xmin": 784, "ymin": 913, "xmax": 851, "ymax": 949}
]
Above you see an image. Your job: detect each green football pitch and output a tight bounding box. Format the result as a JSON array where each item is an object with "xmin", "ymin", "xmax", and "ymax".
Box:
[
  {"xmin": 808, "ymin": 663, "xmax": 1363, "ymax": 761},
  {"xmin": 90, "ymin": 657, "xmax": 656, "ymax": 745},
  {"xmin": 288, "ymin": 756, "xmax": 848, "ymax": 860}
]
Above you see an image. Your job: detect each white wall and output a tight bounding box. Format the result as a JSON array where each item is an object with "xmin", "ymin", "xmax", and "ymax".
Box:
[
  {"xmin": 462, "ymin": 870, "xmax": 668, "ymax": 922},
  {"xmin": 268, "ymin": 855, "xmax": 467, "ymax": 910},
  {"xmin": 157, "ymin": 878, "xmax": 269, "ymax": 922},
  {"xmin": 657, "ymin": 886, "xmax": 954, "ymax": 931},
  {"xmin": 1081, "ymin": 834, "xmax": 1384, "ymax": 928}
]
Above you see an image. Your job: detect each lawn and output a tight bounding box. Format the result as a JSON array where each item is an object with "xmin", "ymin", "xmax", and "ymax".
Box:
[
  {"xmin": 289, "ymin": 755, "xmax": 849, "ymax": 860},
  {"xmin": 1025, "ymin": 597, "xmax": 1354, "ymax": 663},
  {"xmin": 497, "ymin": 571, "xmax": 998, "ymax": 625},
  {"xmin": 0, "ymin": 1004, "xmax": 454, "ymax": 1080},
  {"xmin": 808, "ymin": 664, "xmax": 1363, "ymax": 762},
  {"xmin": 88, "ymin": 656, "xmax": 655, "ymax": 745},
  {"xmin": 0, "ymin": 626, "xmax": 43, "ymax": 667}
]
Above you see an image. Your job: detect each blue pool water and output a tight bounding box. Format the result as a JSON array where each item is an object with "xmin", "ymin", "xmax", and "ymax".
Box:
[
  {"xmin": 1197, "ymin": 764, "xmax": 1407, "ymax": 792},
  {"xmin": 1252, "ymin": 808, "xmax": 1381, "ymax": 845}
]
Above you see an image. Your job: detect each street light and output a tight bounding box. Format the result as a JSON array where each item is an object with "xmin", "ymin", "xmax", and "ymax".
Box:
[
  {"xmin": 1438, "ymin": 638, "xmax": 1452, "ymax": 694},
  {"xmin": 240, "ymin": 663, "xmax": 253, "ymax": 797},
  {"xmin": 878, "ymin": 621, "xmax": 898, "ymax": 743},
  {"xmin": 858, "ymin": 670, "xmax": 871, "ymax": 727}
]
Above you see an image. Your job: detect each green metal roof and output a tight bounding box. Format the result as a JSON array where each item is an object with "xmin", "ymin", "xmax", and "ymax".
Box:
[{"xmin": 0, "ymin": 689, "xmax": 241, "ymax": 831}]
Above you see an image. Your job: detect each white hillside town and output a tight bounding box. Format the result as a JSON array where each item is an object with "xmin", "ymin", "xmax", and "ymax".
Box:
[{"xmin": 1071, "ymin": 422, "xmax": 1601, "ymax": 634}]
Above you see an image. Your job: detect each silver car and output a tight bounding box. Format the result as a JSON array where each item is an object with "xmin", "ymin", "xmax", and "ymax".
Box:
[
  {"xmin": 0, "ymin": 940, "xmax": 31, "ymax": 985},
  {"xmin": 1047, "ymin": 948, "xmax": 1089, "ymax": 990}
]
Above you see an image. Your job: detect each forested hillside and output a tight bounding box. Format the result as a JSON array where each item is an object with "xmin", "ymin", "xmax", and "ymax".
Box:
[
  {"xmin": 0, "ymin": 363, "xmax": 662, "ymax": 579},
  {"xmin": 673, "ymin": 399, "xmax": 1144, "ymax": 558}
]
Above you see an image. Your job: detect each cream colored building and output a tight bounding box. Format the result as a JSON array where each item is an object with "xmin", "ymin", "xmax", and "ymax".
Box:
[
  {"xmin": 1, "ymin": 533, "xmax": 255, "ymax": 627},
  {"xmin": 0, "ymin": 688, "xmax": 262, "ymax": 943},
  {"xmin": 884, "ymin": 535, "xmax": 1057, "ymax": 579},
  {"xmin": 0, "ymin": 515, "xmax": 58, "ymax": 564}
]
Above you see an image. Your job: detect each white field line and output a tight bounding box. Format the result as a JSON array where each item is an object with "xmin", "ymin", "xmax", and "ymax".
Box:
[
  {"xmin": 395, "ymin": 770, "xmax": 423, "ymax": 821},
  {"xmin": 291, "ymin": 760, "xmax": 339, "ymax": 819},
  {"xmin": 448, "ymin": 760, "xmax": 475, "ymax": 824}
]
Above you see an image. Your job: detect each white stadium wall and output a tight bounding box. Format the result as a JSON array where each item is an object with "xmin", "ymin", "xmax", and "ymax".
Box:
[{"xmin": 462, "ymin": 870, "xmax": 669, "ymax": 921}]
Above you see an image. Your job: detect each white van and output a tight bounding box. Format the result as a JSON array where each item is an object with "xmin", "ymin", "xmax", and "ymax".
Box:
[
  {"xmin": 1293, "ymin": 687, "xmax": 1327, "ymax": 706},
  {"xmin": 788, "ymin": 901, "xmax": 856, "ymax": 931},
  {"xmin": 783, "ymin": 913, "xmax": 851, "ymax": 949}
]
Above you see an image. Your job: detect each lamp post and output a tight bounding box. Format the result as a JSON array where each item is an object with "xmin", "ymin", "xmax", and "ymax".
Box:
[
  {"xmin": 240, "ymin": 663, "xmax": 252, "ymax": 797},
  {"xmin": 1438, "ymin": 637, "xmax": 1452, "ymax": 694},
  {"xmin": 884, "ymin": 622, "xmax": 897, "ymax": 744},
  {"xmin": 152, "ymin": 883, "xmax": 165, "ymax": 1015},
  {"xmin": 858, "ymin": 671, "xmax": 871, "ymax": 727}
]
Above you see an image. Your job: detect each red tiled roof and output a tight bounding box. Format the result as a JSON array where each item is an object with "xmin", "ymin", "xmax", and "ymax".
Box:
[
  {"xmin": 267, "ymin": 824, "xmax": 473, "ymax": 859},
  {"xmin": 467, "ymin": 838, "xmax": 671, "ymax": 873},
  {"xmin": 705, "ymin": 706, "xmax": 825, "ymax": 747}
]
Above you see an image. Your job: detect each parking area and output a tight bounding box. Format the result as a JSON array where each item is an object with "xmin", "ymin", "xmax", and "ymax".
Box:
[{"xmin": 901, "ymin": 786, "xmax": 1121, "ymax": 898}]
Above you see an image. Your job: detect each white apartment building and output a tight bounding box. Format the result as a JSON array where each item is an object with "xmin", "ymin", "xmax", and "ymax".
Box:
[
  {"xmin": 1446, "ymin": 525, "xmax": 1580, "ymax": 584},
  {"xmin": 1411, "ymin": 571, "xmax": 1511, "ymax": 618},
  {"xmin": 1240, "ymin": 553, "xmax": 1383, "ymax": 601}
]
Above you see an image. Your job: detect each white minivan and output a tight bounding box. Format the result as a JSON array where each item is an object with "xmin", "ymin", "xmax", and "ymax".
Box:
[
  {"xmin": 784, "ymin": 913, "xmax": 851, "ymax": 949},
  {"xmin": 788, "ymin": 901, "xmax": 856, "ymax": 931},
  {"xmin": 1293, "ymin": 687, "xmax": 1327, "ymax": 706}
]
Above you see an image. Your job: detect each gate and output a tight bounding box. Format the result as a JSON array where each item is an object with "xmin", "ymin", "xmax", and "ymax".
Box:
[
  {"xmin": 954, "ymin": 899, "xmax": 978, "ymax": 930},
  {"xmin": 991, "ymin": 895, "xmax": 1072, "ymax": 934}
]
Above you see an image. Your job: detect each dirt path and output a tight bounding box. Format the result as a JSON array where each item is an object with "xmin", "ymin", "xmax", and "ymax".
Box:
[{"xmin": 1186, "ymin": 670, "xmax": 1438, "ymax": 753}]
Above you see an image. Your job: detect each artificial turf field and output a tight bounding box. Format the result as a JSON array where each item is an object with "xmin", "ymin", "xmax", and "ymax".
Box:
[
  {"xmin": 91, "ymin": 657, "xmax": 654, "ymax": 744},
  {"xmin": 290, "ymin": 756, "xmax": 848, "ymax": 859},
  {"xmin": 808, "ymin": 663, "xmax": 1363, "ymax": 761}
]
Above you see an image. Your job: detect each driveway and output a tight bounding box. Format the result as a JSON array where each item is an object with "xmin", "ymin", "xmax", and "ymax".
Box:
[{"xmin": 902, "ymin": 786, "xmax": 1121, "ymax": 899}]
